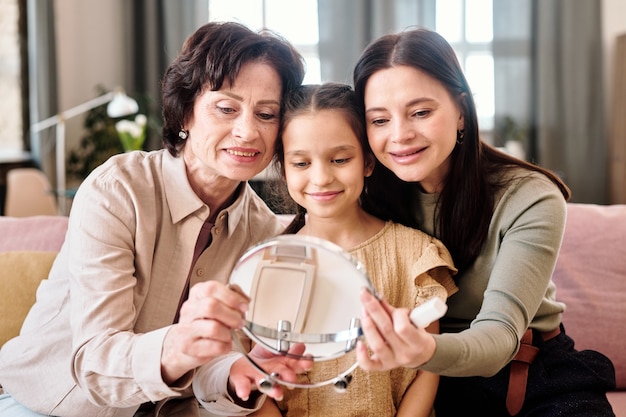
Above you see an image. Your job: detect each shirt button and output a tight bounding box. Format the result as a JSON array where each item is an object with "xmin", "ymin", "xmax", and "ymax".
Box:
[{"xmin": 196, "ymin": 268, "xmax": 205, "ymax": 276}]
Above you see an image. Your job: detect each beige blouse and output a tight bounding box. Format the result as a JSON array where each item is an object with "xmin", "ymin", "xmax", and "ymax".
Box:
[{"xmin": 277, "ymin": 222, "xmax": 458, "ymax": 417}]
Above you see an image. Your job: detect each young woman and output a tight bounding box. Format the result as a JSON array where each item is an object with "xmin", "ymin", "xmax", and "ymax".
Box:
[
  {"xmin": 353, "ymin": 27, "xmax": 616, "ymax": 416},
  {"xmin": 251, "ymin": 83, "xmax": 457, "ymax": 417}
]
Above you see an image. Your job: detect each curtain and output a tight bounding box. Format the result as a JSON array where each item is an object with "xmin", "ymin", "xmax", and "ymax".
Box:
[
  {"xmin": 609, "ymin": 34, "xmax": 626, "ymax": 203},
  {"xmin": 492, "ymin": 0, "xmax": 533, "ymax": 151},
  {"xmin": 127, "ymin": 0, "xmax": 208, "ymax": 150},
  {"xmin": 492, "ymin": 0, "xmax": 607, "ymax": 203},
  {"xmin": 26, "ymin": 0, "xmax": 57, "ymax": 173},
  {"xmin": 533, "ymin": 0, "xmax": 607, "ymax": 203},
  {"xmin": 317, "ymin": 0, "xmax": 436, "ymax": 84}
]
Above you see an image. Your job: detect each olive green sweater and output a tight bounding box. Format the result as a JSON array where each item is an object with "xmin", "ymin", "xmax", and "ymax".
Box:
[{"xmin": 418, "ymin": 170, "xmax": 567, "ymax": 377}]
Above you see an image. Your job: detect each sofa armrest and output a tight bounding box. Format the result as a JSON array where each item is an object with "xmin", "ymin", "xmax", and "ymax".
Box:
[{"xmin": 0, "ymin": 215, "xmax": 68, "ymax": 252}]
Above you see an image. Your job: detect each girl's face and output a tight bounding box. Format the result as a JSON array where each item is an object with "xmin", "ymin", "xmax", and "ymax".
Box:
[
  {"xmin": 363, "ymin": 65, "xmax": 464, "ymax": 193},
  {"xmin": 282, "ymin": 109, "xmax": 372, "ymax": 221},
  {"xmin": 182, "ymin": 61, "xmax": 282, "ymax": 185}
]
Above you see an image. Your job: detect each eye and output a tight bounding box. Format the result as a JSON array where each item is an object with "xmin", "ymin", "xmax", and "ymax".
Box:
[
  {"xmin": 412, "ymin": 109, "xmax": 431, "ymax": 118},
  {"xmin": 217, "ymin": 105, "xmax": 236, "ymax": 114},
  {"xmin": 370, "ymin": 117, "xmax": 388, "ymax": 126},
  {"xmin": 332, "ymin": 157, "xmax": 351, "ymax": 165},
  {"xmin": 291, "ymin": 161, "xmax": 309, "ymax": 168},
  {"xmin": 257, "ymin": 112, "xmax": 277, "ymax": 121}
]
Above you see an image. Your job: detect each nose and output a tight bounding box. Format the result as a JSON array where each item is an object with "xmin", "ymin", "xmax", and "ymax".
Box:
[
  {"xmin": 391, "ymin": 119, "xmax": 415, "ymax": 144},
  {"xmin": 310, "ymin": 163, "xmax": 333, "ymax": 186},
  {"xmin": 232, "ymin": 112, "xmax": 259, "ymax": 142}
]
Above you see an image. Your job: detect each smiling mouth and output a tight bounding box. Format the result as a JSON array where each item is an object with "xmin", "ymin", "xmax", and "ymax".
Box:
[
  {"xmin": 227, "ymin": 149, "xmax": 258, "ymax": 157},
  {"xmin": 310, "ymin": 191, "xmax": 340, "ymax": 196},
  {"xmin": 391, "ymin": 148, "xmax": 425, "ymax": 157}
]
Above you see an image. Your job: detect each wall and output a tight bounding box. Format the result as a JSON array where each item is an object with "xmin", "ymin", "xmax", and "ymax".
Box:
[
  {"xmin": 602, "ymin": 0, "xmax": 626, "ymax": 121},
  {"xmin": 0, "ymin": 0, "xmax": 22, "ymax": 151},
  {"xmin": 602, "ymin": 0, "xmax": 626, "ymax": 203}
]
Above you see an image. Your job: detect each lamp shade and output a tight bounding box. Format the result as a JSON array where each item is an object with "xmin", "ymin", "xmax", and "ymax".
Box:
[{"xmin": 107, "ymin": 90, "xmax": 139, "ymax": 118}]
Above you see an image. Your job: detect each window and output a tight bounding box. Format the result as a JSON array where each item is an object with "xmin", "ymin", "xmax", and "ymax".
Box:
[
  {"xmin": 0, "ymin": 0, "xmax": 24, "ymax": 151},
  {"xmin": 208, "ymin": 0, "xmax": 495, "ymax": 131},
  {"xmin": 436, "ymin": 0, "xmax": 494, "ymax": 131},
  {"xmin": 208, "ymin": 0, "xmax": 321, "ymax": 84}
]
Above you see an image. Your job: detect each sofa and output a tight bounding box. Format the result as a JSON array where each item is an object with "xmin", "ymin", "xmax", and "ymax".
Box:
[{"xmin": 0, "ymin": 204, "xmax": 624, "ymax": 415}]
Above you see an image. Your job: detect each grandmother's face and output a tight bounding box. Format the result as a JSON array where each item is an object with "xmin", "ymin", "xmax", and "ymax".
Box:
[{"xmin": 182, "ymin": 61, "xmax": 282, "ymax": 184}]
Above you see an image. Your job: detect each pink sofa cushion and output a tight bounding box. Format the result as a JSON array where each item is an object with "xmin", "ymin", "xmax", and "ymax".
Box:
[
  {"xmin": 0, "ymin": 215, "xmax": 68, "ymax": 252},
  {"xmin": 552, "ymin": 203, "xmax": 626, "ymax": 389}
]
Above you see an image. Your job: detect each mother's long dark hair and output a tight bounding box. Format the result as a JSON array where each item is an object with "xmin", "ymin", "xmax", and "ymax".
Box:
[{"xmin": 353, "ymin": 27, "xmax": 570, "ymax": 273}]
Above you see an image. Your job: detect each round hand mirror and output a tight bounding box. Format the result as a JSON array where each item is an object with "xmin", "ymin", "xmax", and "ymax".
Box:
[{"xmin": 228, "ymin": 234, "xmax": 376, "ymax": 392}]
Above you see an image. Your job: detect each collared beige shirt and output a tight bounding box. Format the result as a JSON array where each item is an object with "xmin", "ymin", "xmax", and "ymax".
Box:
[{"xmin": 0, "ymin": 150, "xmax": 283, "ymax": 417}]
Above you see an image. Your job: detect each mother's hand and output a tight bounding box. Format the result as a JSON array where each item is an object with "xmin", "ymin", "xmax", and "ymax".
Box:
[
  {"xmin": 161, "ymin": 281, "xmax": 249, "ymax": 384},
  {"xmin": 356, "ymin": 288, "xmax": 437, "ymax": 371}
]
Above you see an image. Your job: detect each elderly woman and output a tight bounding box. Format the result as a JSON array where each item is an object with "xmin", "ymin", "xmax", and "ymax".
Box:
[{"xmin": 0, "ymin": 22, "xmax": 308, "ymax": 417}]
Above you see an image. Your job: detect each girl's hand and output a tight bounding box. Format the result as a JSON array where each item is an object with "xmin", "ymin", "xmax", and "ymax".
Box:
[
  {"xmin": 229, "ymin": 343, "xmax": 313, "ymax": 401},
  {"xmin": 356, "ymin": 288, "xmax": 436, "ymax": 370}
]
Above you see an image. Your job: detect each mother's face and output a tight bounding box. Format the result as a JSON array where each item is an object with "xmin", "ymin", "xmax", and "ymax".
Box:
[
  {"xmin": 182, "ymin": 61, "xmax": 283, "ymax": 184},
  {"xmin": 363, "ymin": 65, "xmax": 463, "ymax": 194}
]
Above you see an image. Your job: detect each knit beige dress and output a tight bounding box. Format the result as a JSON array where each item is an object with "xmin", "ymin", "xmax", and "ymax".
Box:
[{"xmin": 277, "ymin": 221, "xmax": 458, "ymax": 417}]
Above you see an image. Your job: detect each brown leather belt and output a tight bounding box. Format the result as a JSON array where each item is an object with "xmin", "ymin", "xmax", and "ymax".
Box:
[{"xmin": 505, "ymin": 327, "xmax": 561, "ymax": 415}]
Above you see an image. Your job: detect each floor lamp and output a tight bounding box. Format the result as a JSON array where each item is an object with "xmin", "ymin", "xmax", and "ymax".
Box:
[{"xmin": 30, "ymin": 88, "xmax": 139, "ymax": 214}]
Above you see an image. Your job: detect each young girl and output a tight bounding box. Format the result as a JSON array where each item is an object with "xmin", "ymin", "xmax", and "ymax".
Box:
[{"xmin": 252, "ymin": 83, "xmax": 458, "ymax": 417}]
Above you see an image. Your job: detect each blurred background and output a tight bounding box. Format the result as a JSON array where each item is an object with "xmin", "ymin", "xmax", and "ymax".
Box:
[{"xmin": 1, "ymin": 0, "xmax": 625, "ymax": 213}]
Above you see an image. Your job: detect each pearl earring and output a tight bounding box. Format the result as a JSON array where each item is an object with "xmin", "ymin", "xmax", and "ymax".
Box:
[{"xmin": 178, "ymin": 129, "xmax": 189, "ymax": 140}]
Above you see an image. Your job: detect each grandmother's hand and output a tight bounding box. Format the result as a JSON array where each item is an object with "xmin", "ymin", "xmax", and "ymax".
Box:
[
  {"xmin": 161, "ymin": 281, "xmax": 249, "ymax": 384},
  {"xmin": 356, "ymin": 288, "xmax": 437, "ymax": 371}
]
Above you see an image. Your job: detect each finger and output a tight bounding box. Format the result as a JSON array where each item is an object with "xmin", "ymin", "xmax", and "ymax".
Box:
[
  {"xmin": 287, "ymin": 342, "xmax": 306, "ymax": 356},
  {"xmin": 189, "ymin": 319, "xmax": 234, "ymax": 344},
  {"xmin": 389, "ymin": 307, "xmax": 417, "ymax": 343},
  {"xmin": 359, "ymin": 313, "xmax": 395, "ymax": 360},
  {"xmin": 186, "ymin": 337, "xmax": 232, "ymax": 360},
  {"xmin": 356, "ymin": 340, "xmax": 378, "ymax": 371},
  {"xmin": 175, "ymin": 322, "xmax": 233, "ymax": 358},
  {"xmin": 360, "ymin": 291, "xmax": 411, "ymax": 350},
  {"xmin": 190, "ymin": 281, "xmax": 250, "ymax": 314},
  {"xmin": 360, "ymin": 288, "xmax": 393, "ymax": 326},
  {"xmin": 285, "ymin": 343, "xmax": 313, "ymax": 373},
  {"xmin": 380, "ymin": 298, "xmax": 397, "ymax": 316},
  {"xmin": 179, "ymin": 293, "xmax": 245, "ymax": 330},
  {"xmin": 296, "ymin": 355, "xmax": 314, "ymax": 372},
  {"xmin": 261, "ymin": 382, "xmax": 285, "ymax": 401},
  {"xmin": 229, "ymin": 373, "xmax": 254, "ymax": 401}
]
